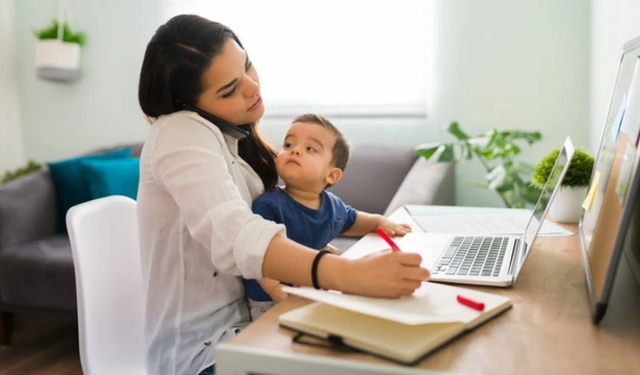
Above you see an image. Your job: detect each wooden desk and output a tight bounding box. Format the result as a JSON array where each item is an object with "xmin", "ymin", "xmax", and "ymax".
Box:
[{"xmin": 218, "ymin": 208, "xmax": 640, "ymax": 375}]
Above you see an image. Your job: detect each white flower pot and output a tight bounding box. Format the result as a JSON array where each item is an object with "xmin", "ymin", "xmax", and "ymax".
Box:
[
  {"xmin": 35, "ymin": 40, "xmax": 81, "ymax": 82},
  {"xmin": 549, "ymin": 186, "xmax": 588, "ymax": 224}
]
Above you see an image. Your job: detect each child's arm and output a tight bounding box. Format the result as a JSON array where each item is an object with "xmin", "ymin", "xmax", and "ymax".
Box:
[
  {"xmin": 257, "ymin": 278, "xmax": 289, "ymax": 303},
  {"xmin": 342, "ymin": 212, "xmax": 412, "ymax": 237}
]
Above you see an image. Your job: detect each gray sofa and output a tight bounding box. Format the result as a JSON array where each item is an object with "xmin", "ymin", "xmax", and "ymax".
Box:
[{"xmin": 0, "ymin": 143, "xmax": 454, "ymax": 345}]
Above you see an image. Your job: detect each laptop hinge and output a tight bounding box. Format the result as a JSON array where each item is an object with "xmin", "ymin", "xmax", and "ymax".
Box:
[{"xmin": 507, "ymin": 239, "xmax": 521, "ymax": 275}]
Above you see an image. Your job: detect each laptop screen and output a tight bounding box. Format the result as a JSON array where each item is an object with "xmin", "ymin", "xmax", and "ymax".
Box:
[{"xmin": 515, "ymin": 137, "xmax": 575, "ymax": 275}]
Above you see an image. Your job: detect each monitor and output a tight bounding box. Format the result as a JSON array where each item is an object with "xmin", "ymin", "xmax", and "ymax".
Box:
[{"xmin": 579, "ymin": 35, "xmax": 640, "ymax": 324}]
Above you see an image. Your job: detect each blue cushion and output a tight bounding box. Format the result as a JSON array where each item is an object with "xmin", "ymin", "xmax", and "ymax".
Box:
[
  {"xmin": 47, "ymin": 147, "xmax": 131, "ymax": 233},
  {"xmin": 80, "ymin": 157, "xmax": 140, "ymax": 201}
]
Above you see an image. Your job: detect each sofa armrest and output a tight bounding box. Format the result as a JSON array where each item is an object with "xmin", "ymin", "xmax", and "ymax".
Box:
[
  {"xmin": 384, "ymin": 158, "xmax": 455, "ymax": 216},
  {"xmin": 0, "ymin": 170, "xmax": 57, "ymax": 249}
]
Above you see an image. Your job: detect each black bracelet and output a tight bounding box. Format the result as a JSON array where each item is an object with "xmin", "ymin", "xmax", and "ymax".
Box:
[{"xmin": 311, "ymin": 250, "xmax": 331, "ymax": 290}]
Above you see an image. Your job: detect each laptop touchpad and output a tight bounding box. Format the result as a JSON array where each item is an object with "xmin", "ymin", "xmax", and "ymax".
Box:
[{"xmin": 399, "ymin": 233, "xmax": 453, "ymax": 269}]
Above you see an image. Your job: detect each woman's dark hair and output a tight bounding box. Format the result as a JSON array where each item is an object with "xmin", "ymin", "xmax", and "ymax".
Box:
[{"xmin": 138, "ymin": 14, "xmax": 277, "ymax": 190}]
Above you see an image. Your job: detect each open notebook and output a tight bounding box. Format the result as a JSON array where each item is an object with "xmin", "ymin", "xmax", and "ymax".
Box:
[{"xmin": 279, "ymin": 282, "xmax": 511, "ymax": 364}]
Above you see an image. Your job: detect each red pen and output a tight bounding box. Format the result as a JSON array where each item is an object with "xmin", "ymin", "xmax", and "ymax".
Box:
[
  {"xmin": 376, "ymin": 227, "xmax": 402, "ymax": 251},
  {"xmin": 456, "ymin": 295, "xmax": 485, "ymax": 311}
]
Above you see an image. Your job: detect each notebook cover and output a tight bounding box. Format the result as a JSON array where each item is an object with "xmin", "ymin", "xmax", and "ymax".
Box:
[{"xmin": 279, "ymin": 283, "xmax": 512, "ymax": 364}]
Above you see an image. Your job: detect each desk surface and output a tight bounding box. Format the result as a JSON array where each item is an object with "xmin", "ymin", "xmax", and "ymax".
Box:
[{"xmin": 225, "ymin": 207, "xmax": 640, "ymax": 374}]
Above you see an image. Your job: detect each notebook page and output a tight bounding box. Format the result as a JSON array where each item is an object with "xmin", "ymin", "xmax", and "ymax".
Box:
[{"xmin": 283, "ymin": 282, "xmax": 510, "ymax": 325}]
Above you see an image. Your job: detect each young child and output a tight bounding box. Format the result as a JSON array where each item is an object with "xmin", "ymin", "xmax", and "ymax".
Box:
[{"xmin": 245, "ymin": 114, "xmax": 412, "ymax": 320}]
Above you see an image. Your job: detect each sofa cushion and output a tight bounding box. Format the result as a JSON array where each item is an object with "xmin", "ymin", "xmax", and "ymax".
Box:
[
  {"xmin": 80, "ymin": 157, "xmax": 140, "ymax": 200},
  {"xmin": 47, "ymin": 147, "xmax": 132, "ymax": 233},
  {"xmin": 0, "ymin": 170, "xmax": 57, "ymax": 249},
  {"xmin": 328, "ymin": 146, "xmax": 418, "ymax": 215},
  {"xmin": 0, "ymin": 235, "xmax": 76, "ymax": 312}
]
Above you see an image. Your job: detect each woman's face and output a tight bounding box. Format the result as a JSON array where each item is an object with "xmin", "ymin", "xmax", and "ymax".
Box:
[{"xmin": 197, "ymin": 38, "xmax": 264, "ymax": 126}]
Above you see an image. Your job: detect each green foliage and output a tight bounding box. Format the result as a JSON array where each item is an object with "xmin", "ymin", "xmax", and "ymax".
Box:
[
  {"xmin": 415, "ymin": 122, "xmax": 543, "ymax": 208},
  {"xmin": 532, "ymin": 148, "xmax": 594, "ymax": 189},
  {"xmin": 1, "ymin": 160, "xmax": 44, "ymax": 185},
  {"xmin": 33, "ymin": 19, "xmax": 86, "ymax": 46}
]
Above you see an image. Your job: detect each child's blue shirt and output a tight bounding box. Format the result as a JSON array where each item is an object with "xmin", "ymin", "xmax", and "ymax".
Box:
[{"xmin": 245, "ymin": 187, "xmax": 358, "ymax": 301}]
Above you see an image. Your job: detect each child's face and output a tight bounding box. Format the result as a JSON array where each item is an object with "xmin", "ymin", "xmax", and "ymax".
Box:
[{"xmin": 276, "ymin": 122, "xmax": 342, "ymax": 191}]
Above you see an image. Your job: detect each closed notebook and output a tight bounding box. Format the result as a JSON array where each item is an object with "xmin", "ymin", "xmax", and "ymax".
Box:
[{"xmin": 279, "ymin": 282, "xmax": 512, "ymax": 365}]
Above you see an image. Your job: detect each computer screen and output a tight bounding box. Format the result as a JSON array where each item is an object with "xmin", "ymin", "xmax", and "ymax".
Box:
[{"xmin": 580, "ymin": 36, "xmax": 640, "ymax": 323}]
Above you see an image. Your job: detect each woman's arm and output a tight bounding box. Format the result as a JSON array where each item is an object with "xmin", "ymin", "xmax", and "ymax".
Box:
[
  {"xmin": 257, "ymin": 278, "xmax": 288, "ymax": 302},
  {"xmin": 262, "ymin": 234, "xmax": 430, "ymax": 298}
]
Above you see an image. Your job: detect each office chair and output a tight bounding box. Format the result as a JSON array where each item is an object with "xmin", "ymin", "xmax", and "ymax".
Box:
[{"xmin": 67, "ymin": 196, "xmax": 147, "ymax": 375}]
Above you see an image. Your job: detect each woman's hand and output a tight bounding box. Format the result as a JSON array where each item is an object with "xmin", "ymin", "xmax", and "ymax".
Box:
[
  {"xmin": 377, "ymin": 219, "xmax": 412, "ymax": 237},
  {"xmin": 262, "ymin": 235, "xmax": 428, "ymax": 299},
  {"xmin": 319, "ymin": 250, "xmax": 430, "ymax": 298}
]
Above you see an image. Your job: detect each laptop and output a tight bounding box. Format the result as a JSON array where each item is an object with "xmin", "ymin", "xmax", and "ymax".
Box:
[{"xmin": 344, "ymin": 136, "xmax": 575, "ymax": 287}]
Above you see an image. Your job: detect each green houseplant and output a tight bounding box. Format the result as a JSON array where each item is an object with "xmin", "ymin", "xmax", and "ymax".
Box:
[
  {"xmin": 1, "ymin": 160, "xmax": 44, "ymax": 185},
  {"xmin": 532, "ymin": 147, "xmax": 594, "ymax": 223},
  {"xmin": 416, "ymin": 122, "xmax": 542, "ymax": 208},
  {"xmin": 34, "ymin": 19, "xmax": 86, "ymax": 45},
  {"xmin": 34, "ymin": 18, "xmax": 86, "ymax": 82}
]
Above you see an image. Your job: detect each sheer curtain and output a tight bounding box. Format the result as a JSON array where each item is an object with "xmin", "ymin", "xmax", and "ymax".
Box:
[
  {"xmin": 0, "ymin": 0, "xmax": 24, "ymax": 174},
  {"xmin": 164, "ymin": 0, "xmax": 433, "ymax": 119}
]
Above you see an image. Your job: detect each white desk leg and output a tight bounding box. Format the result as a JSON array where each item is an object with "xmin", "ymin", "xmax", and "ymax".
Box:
[{"xmin": 216, "ymin": 343, "xmax": 458, "ymax": 375}]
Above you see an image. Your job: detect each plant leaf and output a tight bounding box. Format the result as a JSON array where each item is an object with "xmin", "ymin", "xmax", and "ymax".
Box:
[{"xmin": 448, "ymin": 122, "xmax": 470, "ymax": 140}]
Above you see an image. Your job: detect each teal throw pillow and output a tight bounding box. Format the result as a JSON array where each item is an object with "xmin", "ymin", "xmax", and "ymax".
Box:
[
  {"xmin": 47, "ymin": 147, "xmax": 131, "ymax": 233},
  {"xmin": 80, "ymin": 157, "xmax": 140, "ymax": 201}
]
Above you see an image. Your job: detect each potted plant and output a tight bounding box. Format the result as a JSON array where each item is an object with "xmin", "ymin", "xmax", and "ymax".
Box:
[
  {"xmin": 416, "ymin": 122, "xmax": 542, "ymax": 208},
  {"xmin": 532, "ymin": 148, "xmax": 595, "ymax": 223},
  {"xmin": 1, "ymin": 160, "xmax": 43, "ymax": 185},
  {"xmin": 34, "ymin": 19, "xmax": 86, "ymax": 82}
]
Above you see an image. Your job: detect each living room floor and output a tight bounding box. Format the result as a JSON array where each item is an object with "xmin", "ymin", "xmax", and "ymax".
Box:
[{"xmin": 0, "ymin": 314, "xmax": 82, "ymax": 375}]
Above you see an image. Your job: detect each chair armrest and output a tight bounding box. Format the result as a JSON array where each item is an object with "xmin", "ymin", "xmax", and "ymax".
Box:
[
  {"xmin": 383, "ymin": 158, "xmax": 455, "ymax": 216},
  {"xmin": 0, "ymin": 170, "xmax": 57, "ymax": 249}
]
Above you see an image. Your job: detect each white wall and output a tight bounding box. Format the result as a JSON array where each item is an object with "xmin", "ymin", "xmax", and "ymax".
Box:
[
  {"xmin": 0, "ymin": 0, "xmax": 24, "ymax": 175},
  {"xmin": 429, "ymin": 0, "xmax": 591, "ymax": 206},
  {"xmin": 14, "ymin": 0, "xmax": 590, "ymax": 207},
  {"xmin": 260, "ymin": 0, "xmax": 592, "ymax": 207},
  {"xmin": 15, "ymin": 0, "xmax": 161, "ymax": 162},
  {"xmin": 591, "ymin": 0, "xmax": 640, "ymax": 152}
]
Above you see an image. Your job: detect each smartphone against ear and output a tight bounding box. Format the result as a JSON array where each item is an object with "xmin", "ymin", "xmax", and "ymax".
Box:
[{"xmin": 181, "ymin": 103, "xmax": 250, "ymax": 140}]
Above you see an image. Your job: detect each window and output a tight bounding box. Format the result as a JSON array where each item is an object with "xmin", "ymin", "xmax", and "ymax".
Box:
[{"xmin": 164, "ymin": 1, "xmax": 433, "ymax": 119}]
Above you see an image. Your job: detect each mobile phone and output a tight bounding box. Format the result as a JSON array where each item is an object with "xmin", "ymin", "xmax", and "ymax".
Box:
[{"xmin": 181, "ymin": 103, "xmax": 250, "ymax": 140}]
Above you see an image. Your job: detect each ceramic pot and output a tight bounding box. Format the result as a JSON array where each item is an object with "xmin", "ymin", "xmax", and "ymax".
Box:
[
  {"xmin": 549, "ymin": 186, "xmax": 588, "ymax": 223},
  {"xmin": 35, "ymin": 40, "xmax": 80, "ymax": 82}
]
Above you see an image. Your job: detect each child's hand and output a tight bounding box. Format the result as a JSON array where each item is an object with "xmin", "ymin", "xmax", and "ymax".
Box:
[
  {"xmin": 378, "ymin": 219, "xmax": 412, "ymax": 237},
  {"xmin": 269, "ymin": 284, "xmax": 289, "ymax": 303}
]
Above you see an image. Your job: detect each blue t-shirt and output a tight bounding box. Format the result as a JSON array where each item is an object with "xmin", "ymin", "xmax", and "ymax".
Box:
[{"xmin": 245, "ymin": 187, "xmax": 358, "ymax": 301}]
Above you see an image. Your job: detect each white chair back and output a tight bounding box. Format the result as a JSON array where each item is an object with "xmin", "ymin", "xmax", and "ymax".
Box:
[{"xmin": 67, "ymin": 195, "xmax": 147, "ymax": 375}]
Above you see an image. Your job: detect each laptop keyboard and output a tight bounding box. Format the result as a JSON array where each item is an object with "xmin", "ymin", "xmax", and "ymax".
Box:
[{"xmin": 433, "ymin": 236, "xmax": 509, "ymax": 277}]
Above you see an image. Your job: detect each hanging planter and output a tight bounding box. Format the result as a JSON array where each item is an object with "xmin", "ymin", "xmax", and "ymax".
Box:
[{"xmin": 33, "ymin": 1, "xmax": 85, "ymax": 82}]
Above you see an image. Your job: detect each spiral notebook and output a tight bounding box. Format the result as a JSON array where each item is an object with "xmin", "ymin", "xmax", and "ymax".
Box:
[{"xmin": 279, "ymin": 282, "xmax": 512, "ymax": 365}]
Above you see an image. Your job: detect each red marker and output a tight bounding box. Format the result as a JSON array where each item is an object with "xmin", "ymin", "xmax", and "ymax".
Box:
[
  {"xmin": 456, "ymin": 295, "xmax": 485, "ymax": 311},
  {"xmin": 376, "ymin": 227, "xmax": 401, "ymax": 251}
]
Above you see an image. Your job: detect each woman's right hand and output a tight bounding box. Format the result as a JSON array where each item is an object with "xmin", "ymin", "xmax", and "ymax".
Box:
[{"xmin": 320, "ymin": 250, "xmax": 430, "ymax": 298}]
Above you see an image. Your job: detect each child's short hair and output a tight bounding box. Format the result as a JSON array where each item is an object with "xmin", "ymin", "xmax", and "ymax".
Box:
[{"xmin": 292, "ymin": 114, "xmax": 351, "ymax": 171}]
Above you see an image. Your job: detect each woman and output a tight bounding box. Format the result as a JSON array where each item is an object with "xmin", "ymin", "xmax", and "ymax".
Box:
[{"xmin": 137, "ymin": 14, "xmax": 430, "ymax": 375}]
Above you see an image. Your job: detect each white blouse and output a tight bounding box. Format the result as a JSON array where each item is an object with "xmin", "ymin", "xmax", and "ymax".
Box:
[{"xmin": 137, "ymin": 111, "xmax": 285, "ymax": 375}]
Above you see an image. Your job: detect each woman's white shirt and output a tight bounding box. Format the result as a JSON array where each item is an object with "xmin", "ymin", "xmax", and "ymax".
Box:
[{"xmin": 137, "ymin": 111, "xmax": 285, "ymax": 375}]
